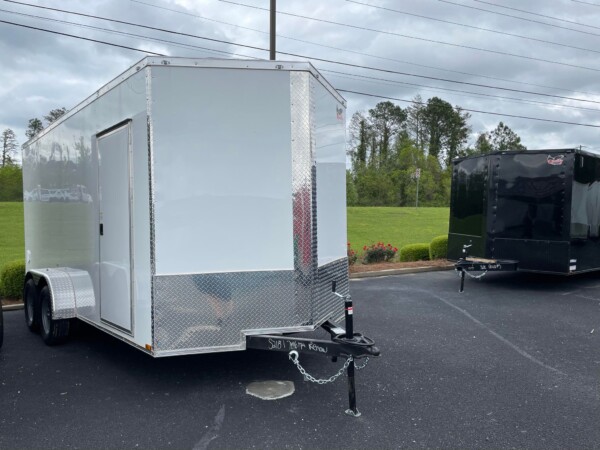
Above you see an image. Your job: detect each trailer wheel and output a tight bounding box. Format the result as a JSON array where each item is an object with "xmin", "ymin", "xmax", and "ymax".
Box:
[
  {"xmin": 39, "ymin": 286, "xmax": 69, "ymax": 346},
  {"xmin": 24, "ymin": 278, "xmax": 40, "ymax": 332}
]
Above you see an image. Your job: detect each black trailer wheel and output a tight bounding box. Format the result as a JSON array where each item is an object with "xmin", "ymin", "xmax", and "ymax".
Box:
[
  {"xmin": 39, "ymin": 286, "xmax": 69, "ymax": 346},
  {"xmin": 24, "ymin": 278, "xmax": 40, "ymax": 332}
]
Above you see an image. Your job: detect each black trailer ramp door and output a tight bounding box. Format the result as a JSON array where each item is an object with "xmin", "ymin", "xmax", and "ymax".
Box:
[
  {"xmin": 491, "ymin": 152, "xmax": 571, "ymax": 272},
  {"xmin": 492, "ymin": 152, "xmax": 569, "ymax": 241},
  {"xmin": 97, "ymin": 120, "xmax": 133, "ymax": 333}
]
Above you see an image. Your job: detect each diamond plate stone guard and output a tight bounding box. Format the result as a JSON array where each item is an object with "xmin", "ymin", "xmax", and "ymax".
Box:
[
  {"xmin": 153, "ymin": 271, "xmax": 299, "ymax": 352},
  {"xmin": 315, "ymin": 258, "xmax": 348, "ymax": 325}
]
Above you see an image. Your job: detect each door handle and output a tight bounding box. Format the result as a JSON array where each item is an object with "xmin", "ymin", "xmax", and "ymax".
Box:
[{"xmin": 100, "ymin": 223, "xmax": 104, "ymax": 236}]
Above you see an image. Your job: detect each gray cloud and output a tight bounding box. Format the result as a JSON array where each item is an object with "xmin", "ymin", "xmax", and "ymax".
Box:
[{"xmin": 0, "ymin": 0, "xmax": 599, "ymax": 151}]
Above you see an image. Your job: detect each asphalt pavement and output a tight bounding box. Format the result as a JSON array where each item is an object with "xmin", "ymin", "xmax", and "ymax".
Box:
[{"xmin": 1, "ymin": 270, "xmax": 599, "ymax": 449}]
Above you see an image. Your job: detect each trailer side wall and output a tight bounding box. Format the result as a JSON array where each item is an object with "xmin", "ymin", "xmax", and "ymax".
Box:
[
  {"xmin": 23, "ymin": 69, "xmax": 152, "ymax": 346},
  {"xmin": 312, "ymin": 74, "xmax": 348, "ymax": 325}
]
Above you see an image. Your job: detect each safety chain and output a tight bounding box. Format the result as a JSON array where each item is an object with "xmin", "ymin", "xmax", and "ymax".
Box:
[
  {"xmin": 288, "ymin": 351, "xmax": 352, "ymax": 385},
  {"xmin": 354, "ymin": 357, "xmax": 370, "ymax": 370},
  {"xmin": 458, "ymin": 269, "xmax": 488, "ymax": 280}
]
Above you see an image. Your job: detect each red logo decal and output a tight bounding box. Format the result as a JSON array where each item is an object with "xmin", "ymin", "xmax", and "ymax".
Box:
[{"xmin": 547, "ymin": 155, "xmax": 564, "ymax": 166}]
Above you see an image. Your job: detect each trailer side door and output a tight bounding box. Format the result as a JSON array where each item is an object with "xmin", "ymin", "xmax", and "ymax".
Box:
[{"xmin": 97, "ymin": 121, "xmax": 133, "ymax": 333}]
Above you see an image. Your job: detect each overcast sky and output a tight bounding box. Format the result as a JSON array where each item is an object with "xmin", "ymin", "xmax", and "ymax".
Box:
[{"xmin": 1, "ymin": 0, "xmax": 600, "ymax": 154}]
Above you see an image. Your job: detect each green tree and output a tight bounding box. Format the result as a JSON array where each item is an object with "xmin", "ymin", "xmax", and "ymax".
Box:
[
  {"xmin": 486, "ymin": 121, "xmax": 526, "ymax": 152},
  {"xmin": 348, "ymin": 111, "xmax": 372, "ymax": 169},
  {"xmin": 0, "ymin": 165, "xmax": 23, "ymax": 201},
  {"xmin": 421, "ymin": 97, "xmax": 470, "ymax": 165},
  {"xmin": 406, "ymin": 95, "xmax": 426, "ymax": 151},
  {"xmin": 474, "ymin": 132, "xmax": 493, "ymax": 154},
  {"xmin": 346, "ymin": 170, "xmax": 358, "ymax": 206},
  {"xmin": 445, "ymin": 106, "xmax": 471, "ymax": 166},
  {"xmin": 1, "ymin": 128, "xmax": 18, "ymax": 167},
  {"xmin": 25, "ymin": 118, "xmax": 43, "ymax": 140},
  {"xmin": 354, "ymin": 165, "xmax": 396, "ymax": 206},
  {"xmin": 44, "ymin": 107, "xmax": 67, "ymax": 125},
  {"xmin": 367, "ymin": 101, "xmax": 407, "ymax": 165}
]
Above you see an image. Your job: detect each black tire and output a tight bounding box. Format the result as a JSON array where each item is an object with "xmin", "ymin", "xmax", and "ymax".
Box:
[
  {"xmin": 24, "ymin": 278, "xmax": 40, "ymax": 332},
  {"xmin": 39, "ymin": 286, "xmax": 69, "ymax": 346}
]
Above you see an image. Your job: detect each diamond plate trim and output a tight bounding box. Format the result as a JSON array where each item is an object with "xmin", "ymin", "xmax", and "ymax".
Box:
[
  {"xmin": 146, "ymin": 66, "xmax": 157, "ymax": 348},
  {"xmin": 29, "ymin": 268, "xmax": 96, "ymax": 320},
  {"xmin": 291, "ymin": 71, "xmax": 316, "ymax": 326},
  {"xmin": 153, "ymin": 271, "xmax": 303, "ymax": 352},
  {"xmin": 315, "ymin": 258, "xmax": 348, "ymax": 324}
]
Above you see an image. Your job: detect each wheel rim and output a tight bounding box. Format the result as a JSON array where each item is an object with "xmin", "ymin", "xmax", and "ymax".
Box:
[
  {"xmin": 26, "ymin": 289, "xmax": 34, "ymax": 325},
  {"xmin": 41, "ymin": 295, "xmax": 51, "ymax": 333}
]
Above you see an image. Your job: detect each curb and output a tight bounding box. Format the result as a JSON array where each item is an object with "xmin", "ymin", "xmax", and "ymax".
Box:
[
  {"xmin": 2, "ymin": 303, "xmax": 24, "ymax": 311},
  {"xmin": 1, "ymin": 266, "xmax": 455, "ymax": 308},
  {"xmin": 350, "ymin": 265, "xmax": 454, "ymax": 279}
]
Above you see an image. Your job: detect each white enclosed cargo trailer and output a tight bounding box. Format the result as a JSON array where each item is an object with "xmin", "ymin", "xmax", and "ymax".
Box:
[
  {"xmin": 21, "ymin": 57, "xmax": 353, "ymax": 356},
  {"xmin": 22, "ymin": 58, "xmax": 380, "ymax": 415}
]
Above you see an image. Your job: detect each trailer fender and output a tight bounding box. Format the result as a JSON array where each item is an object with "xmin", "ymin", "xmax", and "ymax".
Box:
[{"xmin": 27, "ymin": 268, "xmax": 95, "ymax": 320}]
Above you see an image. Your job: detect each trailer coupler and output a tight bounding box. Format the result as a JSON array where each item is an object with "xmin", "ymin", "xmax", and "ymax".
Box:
[
  {"xmin": 246, "ymin": 282, "xmax": 380, "ymax": 417},
  {"xmin": 455, "ymin": 257, "xmax": 518, "ymax": 292}
]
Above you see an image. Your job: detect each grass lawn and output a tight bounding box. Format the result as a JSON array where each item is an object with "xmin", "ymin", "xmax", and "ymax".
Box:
[
  {"xmin": 0, "ymin": 202, "xmax": 24, "ymax": 268},
  {"xmin": 347, "ymin": 207, "xmax": 449, "ymax": 254}
]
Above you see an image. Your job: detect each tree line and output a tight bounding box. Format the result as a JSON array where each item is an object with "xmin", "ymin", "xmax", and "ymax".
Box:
[
  {"xmin": 0, "ymin": 108, "xmax": 66, "ymax": 201},
  {"xmin": 346, "ymin": 95, "xmax": 526, "ymax": 207}
]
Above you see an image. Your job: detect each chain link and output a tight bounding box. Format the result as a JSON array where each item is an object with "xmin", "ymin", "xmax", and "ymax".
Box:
[
  {"xmin": 288, "ymin": 351, "xmax": 353, "ymax": 385},
  {"xmin": 458, "ymin": 269, "xmax": 488, "ymax": 280},
  {"xmin": 354, "ymin": 357, "xmax": 370, "ymax": 370}
]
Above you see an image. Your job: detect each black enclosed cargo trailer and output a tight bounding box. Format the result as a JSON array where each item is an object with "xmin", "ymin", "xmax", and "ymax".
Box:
[{"xmin": 448, "ymin": 148, "xmax": 600, "ymax": 275}]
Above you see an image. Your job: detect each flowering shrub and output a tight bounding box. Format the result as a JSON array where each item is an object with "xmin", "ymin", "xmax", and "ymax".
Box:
[
  {"xmin": 362, "ymin": 242, "xmax": 398, "ymax": 264},
  {"xmin": 347, "ymin": 242, "xmax": 358, "ymax": 265}
]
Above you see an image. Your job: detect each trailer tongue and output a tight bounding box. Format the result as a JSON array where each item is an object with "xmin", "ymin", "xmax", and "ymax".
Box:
[{"xmin": 247, "ymin": 281, "xmax": 380, "ymax": 417}]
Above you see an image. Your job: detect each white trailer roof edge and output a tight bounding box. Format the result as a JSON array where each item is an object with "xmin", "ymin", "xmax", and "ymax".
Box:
[{"xmin": 22, "ymin": 57, "xmax": 346, "ymax": 148}]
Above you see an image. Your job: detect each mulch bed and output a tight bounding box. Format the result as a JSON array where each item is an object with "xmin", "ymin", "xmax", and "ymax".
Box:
[
  {"xmin": 349, "ymin": 259, "xmax": 453, "ymax": 274},
  {"xmin": 1, "ymin": 297, "xmax": 23, "ymax": 307}
]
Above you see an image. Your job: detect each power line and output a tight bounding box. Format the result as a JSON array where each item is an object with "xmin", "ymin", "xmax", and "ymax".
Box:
[
  {"xmin": 5, "ymin": 3, "xmax": 598, "ymax": 114},
  {"xmin": 2, "ymin": 0, "xmax": 269, "ymax": 53},
  {"xmin": 5, "ymin": 3, "xmax": 598, "ymax": 113},
  {"xmin": 439, "ymin": 0, "xmax": 600, "ymax": 38},
  {"xmin": 5, "ymin": 0, "xmax": 600, "ymax": 105},
  {"xmin": 473, "ymin": 0, "xmax": 600, "ymax": 30},
  {"xmin": 572, "ymin": 0, "xmax": 600, "ymax": 6},
  {"xmin": 338, "ymin": 89, "xmax": 600, "ymax": 128},
  {"xmin": 0, "ymin": 8, "xmax": 259, "ymax": 59},
  {"xmin": 0, "ymin": 18, "xmax": 164, "ymax": 56},
  {"xmin": 220, "ymin": 0, "xmax": 600, "ymax": 73},
  {"xmin": 282, "ymin": 52, "xmax": 600, "ymax": 105},
  {"xmin": 2, "ymin": 16, "xmax": 600, "ymax": 129},
  {"xmin": 131, "ymin": 0, "xmax": 600, "ymax": 96},
  {"xmin": 323, "ymin": 70, "xmax": 600, "ymax": 113},
  {"xmin": 347, "ymin": 0, "xmax": 600, "ymax": 55}
]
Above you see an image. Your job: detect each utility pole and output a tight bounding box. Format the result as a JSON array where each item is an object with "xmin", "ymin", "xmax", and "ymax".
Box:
[
  {"xmin": 270, "ymin": 0, "xmax": 276, "ymax": 60},
  {"xmin": 414, "ymin": 168, "xmax": 421, "ymax": 208}
]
